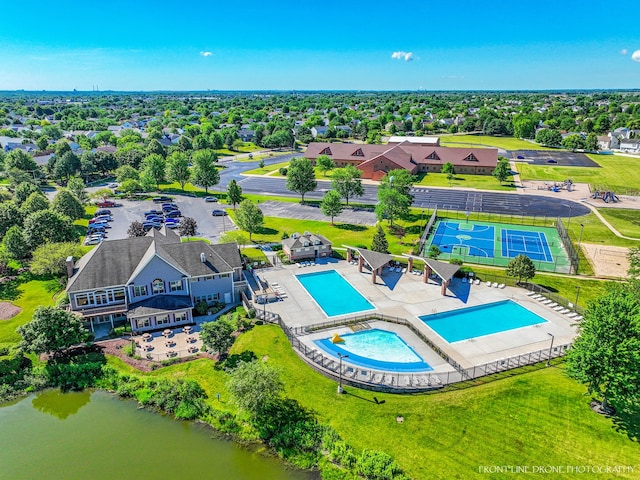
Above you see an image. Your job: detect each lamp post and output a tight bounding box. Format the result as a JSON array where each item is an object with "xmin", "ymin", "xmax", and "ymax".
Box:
[
  {"xmin": 546, "ymin": 333, "xmax": 555, "ymax": 367},
  {"xmin": 563, "ymin": 203, "xmax": 572, "ymax": 229},
  {"xmin": 337, "ymin": 353, "xmax": 349, "ymax": 394},
  {"xmin": 578, "ymin": 223, "xmax": 585, "ymax": 251},
  {"xmin": 575, "ymin": 286, "xmax": 581, "ymax": 309}
]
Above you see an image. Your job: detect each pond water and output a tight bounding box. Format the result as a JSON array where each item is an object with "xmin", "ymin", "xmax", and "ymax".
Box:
[{"xmin": 0, "ymin": 389, "xmax": 317, "ymax": 480}]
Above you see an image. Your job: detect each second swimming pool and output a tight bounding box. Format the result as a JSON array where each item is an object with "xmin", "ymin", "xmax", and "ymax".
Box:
[
  {"xmin": 419, "ymin": 300, "xmax": 548, "ymax": 343},
  {"xmin": 296, "ymin": 270, "xmax": 375, "ymax": 317}
]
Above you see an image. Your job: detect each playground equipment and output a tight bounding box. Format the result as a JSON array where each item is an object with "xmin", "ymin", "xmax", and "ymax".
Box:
[
  {"xmin": 548, "ymin": 179, "xmax": 573, "ymax": 192},
  {"xmin": 591, "ymin": 191, "xmax": 620, "ymax": 203}
]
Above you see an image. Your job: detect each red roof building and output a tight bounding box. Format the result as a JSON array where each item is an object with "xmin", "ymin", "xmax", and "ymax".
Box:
[{"xmin": 305, "ymin": 141, "xmax": 498, "ymax": 180}]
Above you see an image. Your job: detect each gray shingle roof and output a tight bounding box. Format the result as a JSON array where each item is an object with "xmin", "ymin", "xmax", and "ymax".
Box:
[
  {"xmin": 67, "ymin": 228, "xmax": 242, "ymax": 293},
  {"xmin": 128, "ymin": 295, "xmax": 193, "ymax": 317}
]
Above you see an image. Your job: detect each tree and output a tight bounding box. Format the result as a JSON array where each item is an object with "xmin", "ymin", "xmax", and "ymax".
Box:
[
  {"xmin": 235, "ymin": 200, "xmax": 264, "ymax": 241},
  {"xmin": 115, "ymin": 164, "xmax": 139, "ymax": 182},
  {"xmin": 371, "ymin": 224, "xmax": 389, "ymax": 253},
  {"xmin": 316, "ymin": 154, "xmax": 335, "ymax": 177},
  {"xmin": 166, "ymin": 151, "xmax": 191, "ymax": 190},
  {"xmin": 30, "ymin": 242, "xmax": 82, "ymax": 277},
  {"xmin": 178, "ymin": 217, "xmax": 197, "ymax": 237},
  {"xmin": 441, "ymin": 162, "xmax": 456, "ymax": 176},
  {"xmin": 17, "ymin": 306, "xmax": 86, "ymax": 356},
  {"xmin": 513, "ymin": 116, "xmax": 536, "ymax": 139},
  {"xmin": 562, "ymin": 134, "xmax": 586, "ymax": 151},
  {"xmin": 90, "ymin": 188, "xmax": 114, "ymax": 203},
  {"xmin": 219, "ymin": 230, "xmax": 249, "ymax": 246},
  {"xmin": 4, "ymin": 149, "xmax": 38, "ymax": 172},
  {"xmin": 628, "ymin": 247, "xmax": 640, "ymax": 279},
  {"xmin": 20, "ymin": 191, "xmax": 49, "ymax": 216},
  {"xmin": 506, "ymin": 254, "xmax": 536, "ymax": 283},
  {"xmin": 51, "ymin": 189, "xmax": 85, "ymax": 221},
  {"xmin": 66, "ymin": 177, "xmax": 88, "ymax": 204},
  {"xmin": 2, "ymin": 225, "xmax": 29, "ymax": 260},
  {"xmin": 535, "ymin": 128, "xmax": 562, "ymax": 147},
  {"xmin": 286, "ymin": 158, "xmax": 316, "ymax": 203},
  {"xmin": 23, "ymin": 210, "xmax": 76, "ymax": 249},
  {"xmin": 566, "ymin": 283, "xmax": 640, "ymax": 414},
  {"xmin": 227, "ymin": 360, "xmax": 284, "ymax": 417},
  {"xmin": 52, "ymin": 151, "xmax": 80, "ymax": 181},
  {"xmin": 13, "ymin": 182, "xmax": 40, "ymax": 205},
  {"xmin": 146, "ymin": 138, "xmax": 166, "ymax": 158},
  {"xmin": 492, "ymin": 157, "xmax": 511, "ymax": 185},
  {"xmin": 375, "ymin": 170, "xmax": 414, "ymax": 226},
  {"xmin": 226, "ymin": 179, "xmax": 243, "ymax": 210},
  {"xmin": 200, "ymin": 318, "xmax": 235, "ymax": 358},
  {"xmin": 119, "ymin": 178, "xmax": 143, "ymax": 197},
  {"xmin": 127, "ymin": 221, "xmax": 147, "ymax": 238},
  {"xmin": 427, "ymin": 245, "xmax": 441, "ymax": 258},
  {"xmin": 141, "ymin": 153, "xmax": 166, "ymax": 190},
  {"xmin": 585, "ymin": 132, "xmax": 600, "ymax": 152},
  {"xmin": 0, "ymin": 202, "xmax": 23, "ymax": 238},
  {"xmin": 331, "ymin": 165, "xmax": 364, "ymax": 205},
  {"xmin": 320, "ymin": 190, "xmax": 343, "ymax": 224},
  {"xmin": 191, "ymin": 149, "xmax": 220, "ymax": 193}
]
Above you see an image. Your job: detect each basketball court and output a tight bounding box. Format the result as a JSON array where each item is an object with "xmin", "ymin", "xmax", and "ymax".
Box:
[
  {"xmin": 426, "ymin": 220, "xmax": 571, "ymax": 273},
  {"xmin": 511, "ymin": 150, "xmax": 600, "ymax": 167}
]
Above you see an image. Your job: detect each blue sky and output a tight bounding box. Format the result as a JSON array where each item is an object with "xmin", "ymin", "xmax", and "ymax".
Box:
[{"xmin": 1, "ymin": 0, "xmax": 638, "ymax": 91}]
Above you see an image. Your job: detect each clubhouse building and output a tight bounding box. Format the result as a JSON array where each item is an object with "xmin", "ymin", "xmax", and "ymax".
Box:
[{"xmin": 305, "ymin": 137, "xmax": 498, "ymax": 180}]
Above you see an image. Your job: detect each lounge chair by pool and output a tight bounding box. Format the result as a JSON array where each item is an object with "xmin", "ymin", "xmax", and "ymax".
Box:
[
  {"xmin": 474, "ymin": 279, "xmax": 481, "ymax": 285},
  {"xmin": 491, "ymin": 282, "xmax": 498, "ymax": 288},
  {"xmin": 498, "ymin": 283, "xmax": 505, "ymax": 289},
  {"xmin": 462, "ymin": 277, "xmax": 467, "ymax": 283},
  {"xmin": 485, "ymin": 281, "xmax": 492, "ymax": 287}
]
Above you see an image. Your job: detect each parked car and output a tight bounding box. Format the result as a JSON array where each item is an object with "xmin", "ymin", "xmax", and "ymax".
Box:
[
  {"xmin": 87, "ymin": 225, "xmax": 106, "ymax": 234},
  {"xmin": 161, "ymin": 203, "xmax": 178, "ymax": 210},
  {"xmin": 144, "ymin": 209, "xmax": 163, "ymax": 216},
  {"xmin": 164, "ymin": 217, "xmax": 180, "ymax": 224},
  {"xmin": 163, "ymin": 208, "xmax": 180, "ymax": 215},
  {"xmin": 211, "ymin": 209, "xmax": 227, "ymax": 216},
  {"xmin": 84, "ymin": 236, "xmax": 103, "ymax": 245},
  {"xmin": 164, "ymin": 211, "xmax": 182, "ymax": 218},
  {"xmin": 95, "ymin": 209, "xmax": 112, "ymax": 216},
  {"xmin": 153, "ymin": 196, "xmax": 172, "ymax": 203},
  {"xmin": 94, "ymin": 214, "xmax": 112, "ymax": 222},
  {"xmin": 165, "ymin": 222, "xmax": 179, "ymax": 229},
  {"xmin": 145, "ymin": 216, "xmax": 164, "ymax": 223},
  {"xmin": 107, "ymin": 182, "xmax": 118, "ymax": 188},
  {"xmin": 97, "ymin": 200, "xmax": 117, "ymax": 208},
  {"xmin": 204, "ymin": 196, "xmax": 218, "ymax": 203},
  {"xmin": 142, "ymin": 222, "xmax": 162, "ymax": 231},
  {"xmin": 91, "ymin": 220, "xmax": 111, "ymax": 228}
]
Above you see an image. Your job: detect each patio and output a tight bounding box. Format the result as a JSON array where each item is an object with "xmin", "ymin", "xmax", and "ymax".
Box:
[{"xmin": 135, "ymin": 324, "xmax": 204, "ymax": 360}]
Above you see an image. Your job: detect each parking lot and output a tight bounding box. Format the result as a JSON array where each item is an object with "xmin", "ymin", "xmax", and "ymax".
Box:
[
  {"xmin": 86, "ymin": 191, "xmax": 237, "ymax": 242},
  {"xmin": 510, "ymin": 150, "xmax": 600, "ymax": 167}
]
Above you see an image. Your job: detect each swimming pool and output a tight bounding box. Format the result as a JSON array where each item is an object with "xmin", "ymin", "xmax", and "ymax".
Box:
[
  {"xmin": 314, "ymin": 329, "xmax": 432, "ymax": 372},
  {"xmin": 419, "ymin": 300, "xmax": 548, "ymax": 343},
  {"xmin": 296, "ymin": 270, "xmax": 375, "ymax": 317}
]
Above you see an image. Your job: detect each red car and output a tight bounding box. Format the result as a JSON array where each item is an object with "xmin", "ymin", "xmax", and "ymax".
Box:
[{"xmin": 96, "ymin": 200, "xmax": 117, "ymax": 208}]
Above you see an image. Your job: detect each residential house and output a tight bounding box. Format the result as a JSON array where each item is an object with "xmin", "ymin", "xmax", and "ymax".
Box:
[
  {"xmin": 597, "ymin": 134, "xmax": 619, "ymax": 151},
  {"xmin": 619, "ymin": 139, "xmax": 640, "ymax": 154},
  {"xmin": 311, "ymin": 126, "xmax": 328, "ymax": 138},
  {"xmin": 66, "ymin": 227, "xmax": 245, "ymax": 333},
  {"xmin": 237, "ymin": 128, "xmax": 255, "ymax": 142},
  {"xmin": 334, "ymin": 125, "xmax": 352, "ymax": 136},
  {"xmin": 282, "ymin": 232, "xmax": 333, "ymax": 262},
  {"xmin": 305, "ymin": 141, "xmax": 497, "ymax": 180}
]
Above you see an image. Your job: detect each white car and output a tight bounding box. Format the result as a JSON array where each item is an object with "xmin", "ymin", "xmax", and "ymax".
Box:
[
  {"xmin": 84, "ymin": 236, "xmax": 103, "ymax": 245},
  {"xmin": 107, "ymin": 182, "xmax": 118, "ymax": 188},
  {"xmin": 204, "ymin": 196, "xmax": 218, "ymax": 203}
]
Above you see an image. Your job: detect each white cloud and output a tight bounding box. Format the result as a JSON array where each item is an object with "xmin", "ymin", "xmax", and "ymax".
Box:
[
  {"xmin": 200, "ymin": 51, "xmax": 213, "ymax": 57},
  {"xmin": 620, "ymin": 49, "xmax": 628, "ymax": 55},
  {"xmin": 632, "ymin": 50, "xmax": 640, "ymax": 62},
  {"xmin": 391, "ymin": 51, "xmax": 414, "ymax": 62}
]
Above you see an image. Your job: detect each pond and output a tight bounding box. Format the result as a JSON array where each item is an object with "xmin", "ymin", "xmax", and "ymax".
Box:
[{"xmin": 0, "ymin": 389, "xmax": 317, "ymax": 480}]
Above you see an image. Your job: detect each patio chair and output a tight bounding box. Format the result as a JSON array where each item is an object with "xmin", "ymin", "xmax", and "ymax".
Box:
[
  {"xmin": 395, "ymin": 267, "xmax": 401, "ymax": 273},
  {"xmin": 403, "ymin": 376, "xmax": 412, "ymax": 387},
  {"xmin": 462, "ymin": 277, "xmax": 467, "ymax": 283},
  {"xmin": 491, "ymin": 282, "xmax": 498, "ymax": 288},
  {"xmin": 388, "ymin": 266, "xmax": 394, "ymax": 272},
  {"xmin": 541, "ymin": 299, "xmax": 552, "ymax": 305},
  {"xmin": 553, "ymin": 305, "xmax": 564, "ymax": 311},
  {"xmin": 526, "ymin": 291, "xmax": 537, "ymax": 296},
  {"xmin": 498, "ymin": 283, "xmax": 505, "ymax": 289},
  {"xmin": 297, "ymin": 263, "xmax": 302, "ymax": 268},
  {"xmin": 432, "ymin": 375, "xmax": 442, "ymax": 385},
  {"xmin": 485, "ymin": 281, "xmax": 492, "ymax": 287},
  {"xmin": 560, "ymin": 308, "xmax": 571, "ymax": 314},
  {"xmin": 402, "ymin": 268, "xmax": 407, "ymax": 273},
  {"xmin": 548, "ymin": 302, "xmax": 558, "ymax": 308},
  {"xmin": 573, "ymin": 315, "xmax": 583, "ymax": 321},
  {"xmin": 474, "ymin": 279, "xmax": 481, "ymax": 285},
  {"xmin": 566, "ymin": 312, "xmax": 578, "ymax": 319},
  {"xmin": 386, "ymin": 376, "xmax": 395, "ymax": 386}
]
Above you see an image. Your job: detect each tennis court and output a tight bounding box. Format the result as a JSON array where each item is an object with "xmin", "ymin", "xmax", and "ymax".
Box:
[{"xmin": 426, "ymin": 220, "xmax": 571, "ymax": 273}]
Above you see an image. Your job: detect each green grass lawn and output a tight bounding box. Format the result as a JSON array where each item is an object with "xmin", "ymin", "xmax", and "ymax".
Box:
[
  {"xmin": 438, "ymin": 135, "xmax": 552, "ymax": 151},
  {"xmin": 214, "ymin": 142, "xmax": 263, "ymax": 157},
  {"xmin": 243, "ymin": 161, "xmax": 290, "ymax": 175},
  {"xmin": 516, "ymin": 154, "xmax": 640, "ymax": 194},
  {"xmin": 597, "ymin": 209, "xmax": 640, "ymax": 238},
  {"xmin": 415, "ymin": 172, "xmax": 516, "ymax": 191},
  {"xmin": 241, "ymin": 247, "xmax": 269, "ymax": 266},
  {"xmin": 234, "ymin": 150, "xmax": 298, "ymax": 163},
  {"xmin": 228, "ymin": 326, "xmax": 637, "ymax": 480},
  {"xmin": 0, "ymin": 275, "xmax": 60, "ymax": 344}
]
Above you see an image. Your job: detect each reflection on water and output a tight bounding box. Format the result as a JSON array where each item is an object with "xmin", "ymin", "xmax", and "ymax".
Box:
[
  {"xmin": 32, "ymin": 389, "xmax": 91, "ymax": 420},
  {"xmin": 0, "ymin": 390, "xmax": 317, "ymax": 480}
]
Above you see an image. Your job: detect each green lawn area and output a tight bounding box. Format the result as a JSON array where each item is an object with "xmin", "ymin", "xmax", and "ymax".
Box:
[
  {"xmin": 227, "ymin": 326, "xmax": 636, "ymax": 479},
  {"xmin": 214, "ymin": 142, "xmax": 263, "ymax": 157},
  {"xmin": 243, "ymin": 161, "xmax": 290, "ymax": 175},
  {"xmin": 516, "ymin": 154, "xmax": 640, "ymax": 194},
  {"xmin": 415, "ymin": 172, "xmax": 516, "ymax": 191},
  {"xmin": 597, "ymin": 209, "xmax": 640, "ymax": 238},
  {"xmin": 234, "ymin": 150, "xmax": 298, "ymax": 163},
  {"xmin": 0, "ymin": 275, "xmax": 60, "ymax": 344},
  {"xmin": 438, "ymin": 135, "xmax": 552, "ymax": 151},
  {"xmin": 241, "ymin": 247, "xmax": 269, "ymax": 266}
]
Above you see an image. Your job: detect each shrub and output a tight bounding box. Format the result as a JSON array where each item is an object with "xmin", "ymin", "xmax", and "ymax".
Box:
[
  {"xmin": 0, "ymin": 345, "xmax": 23, "ymax": 376},
  {"xmin": 281, "ymin": 232, "xmax": 289, "ymax": 239},
  {"xmin": 194, "ymin": 300, "xmax": 209, "ymax": 316},
  {"xmin": 247, "ymin": 307, "xmax": 256, "ymax": 319},
  {"xmin": 356, "ymin": 450, "xmax": 404, "ymax": 480},
  {"xmin": 449, "ymin": 258, "xmax": 463, "ymax": 265},
  {"xmin": 279, "ymin": 167, "xmax": 288, "ymax": 176}
]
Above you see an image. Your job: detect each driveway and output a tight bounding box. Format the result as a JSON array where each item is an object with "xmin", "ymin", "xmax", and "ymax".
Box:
[{"xmin": 257, "ymin": 200, "xmax": 377, "ymax": 225}]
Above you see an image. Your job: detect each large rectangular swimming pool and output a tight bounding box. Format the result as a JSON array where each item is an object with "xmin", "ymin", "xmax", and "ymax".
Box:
[
  {"xmin": 419, "ymin": 300, "xmax": 547, "ymax": 343},
  {"xmin": 296, "ymin": 270, "xmax": 375, "ymax": 317}
]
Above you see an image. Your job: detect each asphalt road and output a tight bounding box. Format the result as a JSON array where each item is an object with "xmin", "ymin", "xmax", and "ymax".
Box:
[
  {"xmin": 219, "ymin": 153, "xmax": 302, "ymax": 187},
  {"xmin": 234, "ymin": 177, "xmax": 590, "ymax": 218}
]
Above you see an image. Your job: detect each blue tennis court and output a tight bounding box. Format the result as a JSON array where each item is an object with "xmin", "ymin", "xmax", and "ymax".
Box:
[
  {"xmin": 428, "ymin": 220, "xmax": 556, "ymax": 264},
  {"xmin": 501, "ymin": 229, "xmax": 552, "ymax": 262}
]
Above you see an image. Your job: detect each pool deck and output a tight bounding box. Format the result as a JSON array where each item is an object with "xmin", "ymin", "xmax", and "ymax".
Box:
[{"xmin": 256, "ymin": 259, "xmax": 577, "ymax": 372}]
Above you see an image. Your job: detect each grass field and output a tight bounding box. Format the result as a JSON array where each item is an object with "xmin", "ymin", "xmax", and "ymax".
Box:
[
  {"xmin": 516, "ymin": 154, "xmax": 640, "ymax": 194},
  {"xmin": 438, "ymin": 135, "xmax": 553, "ymax": 151},
  {"xmin": 0, "ymin": 275, "xmax": 60, "ymax": 344},
  {"xmin": 597, "ymin": 208, "xmax": 640, "ymax": 238},
  {"xmin": 415, "ymin": 171, "xmax": 516, "ymax": 191},
  {"xmin": 242, "ymin": 161, "xmax": 290, "ymax": 175}
]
